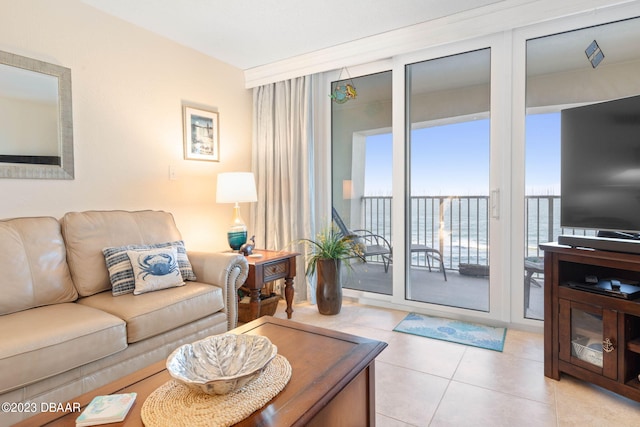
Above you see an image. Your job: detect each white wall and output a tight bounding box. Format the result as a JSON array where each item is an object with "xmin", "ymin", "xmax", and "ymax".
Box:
[{"xmin": 0, "ymin": 0, "xmax": 253, "ymax": 251}]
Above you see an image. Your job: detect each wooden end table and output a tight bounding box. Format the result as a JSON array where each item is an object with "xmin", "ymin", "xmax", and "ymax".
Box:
[{"xmin": 244, "ymin": 249, "xmax": 299, "ymax": 320}]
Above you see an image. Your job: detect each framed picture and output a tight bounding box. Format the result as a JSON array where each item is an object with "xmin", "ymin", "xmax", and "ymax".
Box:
[{"xmin": 183, "ymin": 105, "xmax": 219, "ymax": 161}]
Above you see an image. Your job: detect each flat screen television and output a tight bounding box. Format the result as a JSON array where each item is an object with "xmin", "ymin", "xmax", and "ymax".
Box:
[{"xmin": 561, "ymin": 94, "xmax": 640, "ymax": 235}]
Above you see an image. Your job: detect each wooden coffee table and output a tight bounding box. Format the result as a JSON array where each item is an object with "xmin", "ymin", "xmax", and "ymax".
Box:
[{"xmin": 18, "ymin": 316, "xmax": 387, "ymax": 426}]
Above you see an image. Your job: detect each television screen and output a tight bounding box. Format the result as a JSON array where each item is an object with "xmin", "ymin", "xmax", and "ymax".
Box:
[{"xmin": 561, "ymin": 94, "xmax": 640, "ymax": 233}]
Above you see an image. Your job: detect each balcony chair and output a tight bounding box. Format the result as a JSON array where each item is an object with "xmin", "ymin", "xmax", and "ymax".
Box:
[
  {"xmin": 410, "ymin": 244, "xmax": 447, "ymax": 281},
  {"xmin": 332, "ymin": 207, "xmax": 393, "ymax": 272},
  {"xmin": 524, "ymin": 256, "xmax": 544, "ymax": 309},
  {"xmin": 331, "ymin": 208, "xmax": 446, "ymax": 281}
]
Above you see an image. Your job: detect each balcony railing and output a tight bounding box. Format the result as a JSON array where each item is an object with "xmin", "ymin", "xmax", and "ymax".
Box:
[{"xmin": 359, "ymin": 195, "xmax": 596, "ymax": 271}]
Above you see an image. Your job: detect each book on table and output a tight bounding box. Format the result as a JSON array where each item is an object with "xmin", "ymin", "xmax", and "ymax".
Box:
[{"xmin": 75, "ymin": 393, "xmax": 137, "ymax": 426}]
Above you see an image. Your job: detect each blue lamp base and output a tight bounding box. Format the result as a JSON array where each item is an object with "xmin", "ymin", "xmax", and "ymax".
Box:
[
  {"xmin": 226, "ymin": 203, "xmax": 248, "ymax": 250},
  {"xmin": 227, "ymin": 230, "xmax": 247, "ymax": 250}
]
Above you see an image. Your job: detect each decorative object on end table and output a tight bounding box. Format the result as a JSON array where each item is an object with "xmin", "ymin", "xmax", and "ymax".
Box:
[
  {"xmin": 166, "ymin": 333, "xmax": 277, "ymax": 395},
  {"xmin": 183, "ymin": 105, "xmax": 219, "ymax": 161},
  {"xmin": 216, "ymin": 172, "xmax": 258, "ymax": 250},
  {"xmin": 239, "ymin": 235, "xmax": 255, "ymax": 255},
  {"xmin": 301, "ymin": 225, "xmax": 362, "ymax": 315}
]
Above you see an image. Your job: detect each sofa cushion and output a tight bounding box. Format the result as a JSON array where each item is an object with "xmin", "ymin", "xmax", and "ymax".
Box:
[
  {"xmin": 61, "ymin": 210, "xmax": 184, "ymax": 297},
  {"xmin": 0, "ymin": 303, "xmax": 126, "ymax": 393},
  {"xmin": 76, "ymin": 282, "xmax": 224, "ymax": 343},
  {"xmin": 0, "ymin": 217, "xmax": 77, "ymax": 315},
  {"xmin": 103, "ymin": 240, "xmax": 196, "ymax": 296}
]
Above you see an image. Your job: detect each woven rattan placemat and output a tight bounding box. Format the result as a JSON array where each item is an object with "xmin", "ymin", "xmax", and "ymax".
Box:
[{"xmin": 141, "ymin": 355, "xmax": 291, "ymax": 427}]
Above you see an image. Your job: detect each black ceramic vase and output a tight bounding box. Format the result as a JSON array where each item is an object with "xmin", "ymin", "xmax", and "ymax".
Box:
[{"xmin": 316, "ymin": 258, "xmax": 342, "ymax": 315}]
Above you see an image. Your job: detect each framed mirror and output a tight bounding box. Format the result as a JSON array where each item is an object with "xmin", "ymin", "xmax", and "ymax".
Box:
[{"xmin": 0, "ymin": 50, "xmax": 74, "ymax": 179}]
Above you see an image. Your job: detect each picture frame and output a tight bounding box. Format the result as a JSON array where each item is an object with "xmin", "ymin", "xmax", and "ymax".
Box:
[{"xmin": 183, "ymin": 105, "xmax": 219, "ymax": 161}]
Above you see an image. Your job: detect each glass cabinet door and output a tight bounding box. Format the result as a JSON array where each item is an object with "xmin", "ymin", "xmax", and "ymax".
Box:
[
  {"xmin": 559, "ymin": 299, "xmax": 617, "ymax": 379},
  {"xmin": 571, "ymin": 307, "xmax": 604, "ymax": 368}
]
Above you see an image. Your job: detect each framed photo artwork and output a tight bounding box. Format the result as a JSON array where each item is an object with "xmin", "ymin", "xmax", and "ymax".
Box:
[{"xmin": 183, "ymin": 105, "xmax": 219, "ymax": 161}]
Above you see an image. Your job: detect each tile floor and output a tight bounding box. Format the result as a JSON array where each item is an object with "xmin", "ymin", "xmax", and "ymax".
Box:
[{"xmin": 272, "ymin": 299, "xmax": 640, "ymax": 426}]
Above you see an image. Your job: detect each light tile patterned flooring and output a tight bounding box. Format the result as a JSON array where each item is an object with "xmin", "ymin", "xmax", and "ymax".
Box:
[{"xmin": 272, "ymin": 299, "xmax": 640, "ymax": 426}]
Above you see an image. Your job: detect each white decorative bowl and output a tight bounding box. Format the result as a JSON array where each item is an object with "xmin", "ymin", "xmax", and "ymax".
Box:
[{"xmin": 166, "ymin": 333, "xmax": 277, "ymax": 395}]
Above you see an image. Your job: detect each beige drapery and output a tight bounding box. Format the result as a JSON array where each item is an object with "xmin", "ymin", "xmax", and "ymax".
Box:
[{"xmin": 251, "ymin": 76, "xmax": 316, "ymax": 301}]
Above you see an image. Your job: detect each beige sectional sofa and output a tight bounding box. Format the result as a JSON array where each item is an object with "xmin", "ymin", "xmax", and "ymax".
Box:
[{"xmin": 0, "ymin": 210, "xmax": 249, "ymax": 425}]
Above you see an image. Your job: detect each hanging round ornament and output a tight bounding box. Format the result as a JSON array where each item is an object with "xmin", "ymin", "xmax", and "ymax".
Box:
[{"xmin": 330, "ymin": 67, "xmax": 357, "ymax": 104}]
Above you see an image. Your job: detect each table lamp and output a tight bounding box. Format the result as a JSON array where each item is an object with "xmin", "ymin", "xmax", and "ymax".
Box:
[{"xmin": 216, "ymin": 172, "xmax": 258, "ymax": 250}]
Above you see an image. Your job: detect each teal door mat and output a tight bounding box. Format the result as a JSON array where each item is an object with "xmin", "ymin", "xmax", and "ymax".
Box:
[{"xmin": 394, "ymin": 312, "xmax": 507, "ymax": 352}]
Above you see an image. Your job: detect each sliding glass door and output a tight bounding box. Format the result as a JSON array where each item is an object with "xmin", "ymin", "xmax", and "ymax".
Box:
[
  {"xmin": 330, "ymin": 51, "xmax": 493, "ymax": 312},
  {"xmin": 405, "ymin": 49, "xmax": 491, "ymax": 311},
  {"xmin": 327, "ymin": 8, "xmax": 640, "ymax": 325},
  {"xmin": 331, "ymin": 70, "xmax": 394, "ymax": 295}
]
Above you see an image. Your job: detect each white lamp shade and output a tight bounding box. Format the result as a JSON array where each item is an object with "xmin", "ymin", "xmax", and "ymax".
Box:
[{"xmin": 216, "ymin": 172, "xmax": 258, "ymax": 203}]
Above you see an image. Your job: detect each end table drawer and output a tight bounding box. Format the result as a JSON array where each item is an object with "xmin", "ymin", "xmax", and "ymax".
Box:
[{"xmin": 263, "ymin": 260, "xmax": 288, "ymax": 281}]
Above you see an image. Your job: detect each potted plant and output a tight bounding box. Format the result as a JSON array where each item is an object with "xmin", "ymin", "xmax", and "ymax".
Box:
[{"xmin": 301, "ymin": 225, "xmax": 362, "ymax": 315}]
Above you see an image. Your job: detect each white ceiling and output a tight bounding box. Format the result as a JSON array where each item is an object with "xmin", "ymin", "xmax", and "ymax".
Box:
[{"xmin": 81, "ymin": 0, "xmax": 504, "ymax": 70}]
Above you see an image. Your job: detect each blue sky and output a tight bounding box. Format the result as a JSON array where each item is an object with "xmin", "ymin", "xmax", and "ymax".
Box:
[
  {"xmin": 364, "ymin": 113, "xmax": 561, "ymax": 195},
  {"xmin": 525, "ymin": 113, "xmax": 561, "ymax": 194}
]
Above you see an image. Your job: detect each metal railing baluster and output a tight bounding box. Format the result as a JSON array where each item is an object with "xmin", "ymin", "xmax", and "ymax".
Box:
[{"xmin": 359, "ymin": 195, "xmax": 595, "ymax": 271}]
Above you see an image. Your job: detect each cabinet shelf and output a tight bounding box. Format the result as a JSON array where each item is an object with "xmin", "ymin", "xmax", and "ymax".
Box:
[{"xmin": 628, "ymin": 338, "xmax": 640, "ymax": 354}]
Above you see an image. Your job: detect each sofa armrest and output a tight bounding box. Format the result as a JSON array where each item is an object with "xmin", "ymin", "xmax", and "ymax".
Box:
[{"xmin": 187, "ymin": 251, "xmax": 249, "ymax": 330}]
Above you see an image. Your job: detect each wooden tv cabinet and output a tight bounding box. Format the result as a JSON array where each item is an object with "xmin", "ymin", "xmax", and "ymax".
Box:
[{"xmin": 542, "ymin": 243, "xmax": 640, "ymax": 402}]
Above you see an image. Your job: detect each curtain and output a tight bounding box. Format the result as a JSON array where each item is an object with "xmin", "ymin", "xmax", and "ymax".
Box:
[{"xmin": 251, "ymin": 76, "xmax": 315, "ymax": 301}]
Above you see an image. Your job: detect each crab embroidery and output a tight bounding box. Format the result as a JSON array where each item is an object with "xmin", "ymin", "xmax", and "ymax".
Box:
[{"xmin": 136, "ymin": 252, "xmax": 179, "ymax": 279}]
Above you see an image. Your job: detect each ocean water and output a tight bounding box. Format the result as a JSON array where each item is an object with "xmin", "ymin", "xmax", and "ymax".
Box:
[
  {"xmin": 359, "ymin": 195, "xmax": 595, "ymax": 270},
  {"xmin": 362, "ymin": 196, "xmax": 490, "ymax": 269}
]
